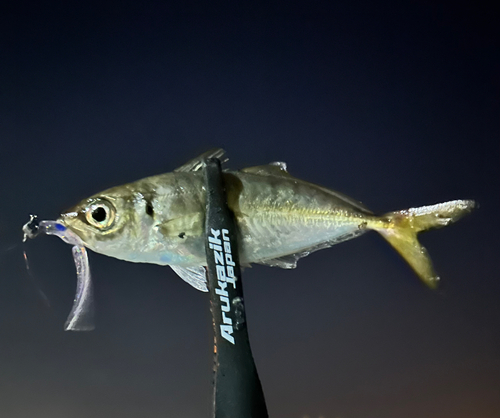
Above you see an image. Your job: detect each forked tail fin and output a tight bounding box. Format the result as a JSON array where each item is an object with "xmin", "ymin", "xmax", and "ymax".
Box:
[{"xmin": 376, "ymin": 200, "xmax": 476, "ymax": 288}]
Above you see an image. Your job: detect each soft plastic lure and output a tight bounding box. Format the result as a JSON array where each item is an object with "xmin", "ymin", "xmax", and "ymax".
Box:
[{"xmin": 22, "ymin": 215, "xmax": 94, "ymax": 331}]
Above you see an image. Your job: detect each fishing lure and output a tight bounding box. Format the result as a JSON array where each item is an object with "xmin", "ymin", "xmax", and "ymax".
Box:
[{"xmin": 22, "ymin": 216, "xmax": 94, "ymax": 331}]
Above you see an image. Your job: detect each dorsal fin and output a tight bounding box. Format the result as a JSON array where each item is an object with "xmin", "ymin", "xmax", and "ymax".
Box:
[
  {"xmin": 174, "ymin": 148, "xmax": 227, "ymax": 172},
  {"xmin": 240, "ymin": 162, "xmax": 291, "ymax": 177}
]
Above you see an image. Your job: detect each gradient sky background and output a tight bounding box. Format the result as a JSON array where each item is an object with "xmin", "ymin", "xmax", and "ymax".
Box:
[{"xmin": 1, "ymin": 2, "xmax": 498, "ymax": 418}]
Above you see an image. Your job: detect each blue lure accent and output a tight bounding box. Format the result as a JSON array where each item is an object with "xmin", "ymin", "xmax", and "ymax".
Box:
[{"xmin": 55, "ymin": 223, "xmax": 66, "ymax": 231}]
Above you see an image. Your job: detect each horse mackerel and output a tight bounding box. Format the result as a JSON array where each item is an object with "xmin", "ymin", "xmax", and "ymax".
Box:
[{"xmin": 59, "ymin": 149, "xmax": 475, "ymax": 290}]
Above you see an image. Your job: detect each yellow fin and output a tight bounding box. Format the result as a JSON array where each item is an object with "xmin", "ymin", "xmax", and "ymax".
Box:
[{"xmin": 376, "ymin": 200, "xmax": 476, "ymax": 288}]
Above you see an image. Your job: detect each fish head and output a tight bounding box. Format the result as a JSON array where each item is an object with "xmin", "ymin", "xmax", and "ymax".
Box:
[
  {"xmin": 57, "ymin": 172, "xmax": 206, "ymax": 266},
  {"xmin": 58, "ymin": 188, "xmax": 137, "ymax": 256}
]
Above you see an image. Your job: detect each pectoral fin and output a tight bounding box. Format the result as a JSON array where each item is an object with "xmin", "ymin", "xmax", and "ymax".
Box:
[{"xmin": 170, "ymin": 265, "xmax": 208, "ymax": 292}]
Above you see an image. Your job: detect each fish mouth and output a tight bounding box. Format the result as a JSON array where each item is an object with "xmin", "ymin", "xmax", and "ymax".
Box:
[{"xmin": 58, "ymin": 211, "xmax": 90, "ymax": 241}]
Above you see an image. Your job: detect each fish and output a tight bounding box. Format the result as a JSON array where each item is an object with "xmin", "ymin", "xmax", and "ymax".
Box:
[{"xmin": 58, "ymin": 148, "xmax": 475, "ymax": 292}]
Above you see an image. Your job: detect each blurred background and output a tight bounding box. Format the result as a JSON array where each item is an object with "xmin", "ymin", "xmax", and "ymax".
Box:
[{"xmin": 1, "ymin": 2, "xmax": 498, "ymax": 417}]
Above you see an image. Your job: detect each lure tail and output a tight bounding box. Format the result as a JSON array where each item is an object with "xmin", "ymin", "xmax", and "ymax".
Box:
[{"xmin": 375, "ymin": 199, "xmax": 476, "ymax": 288}]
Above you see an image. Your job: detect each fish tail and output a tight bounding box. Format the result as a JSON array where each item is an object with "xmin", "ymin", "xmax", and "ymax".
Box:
[{"xmin": 374, "ymin": 199, "xmax": 476, "ymax": 288}]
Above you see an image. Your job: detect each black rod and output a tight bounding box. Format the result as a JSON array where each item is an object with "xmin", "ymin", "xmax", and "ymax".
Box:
[{"xmin": 203, "ymin": 158, "xmax": 268, "ymax": 418}]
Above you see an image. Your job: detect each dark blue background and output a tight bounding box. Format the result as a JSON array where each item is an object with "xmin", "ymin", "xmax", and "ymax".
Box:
[{"xmin": 1, "ymin": 2, "xmax": 498, "ymax": 417}]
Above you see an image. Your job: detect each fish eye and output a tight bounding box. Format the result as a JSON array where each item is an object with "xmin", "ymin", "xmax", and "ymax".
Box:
[{"xmin": 85, "ymin": 199, "xmax": 116, "ymax": 230}]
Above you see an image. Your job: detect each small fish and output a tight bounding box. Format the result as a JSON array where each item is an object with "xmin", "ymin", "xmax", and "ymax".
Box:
[{"xmin": 57, "ymin": 149, "xmax": 475, "ymax": 291}]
